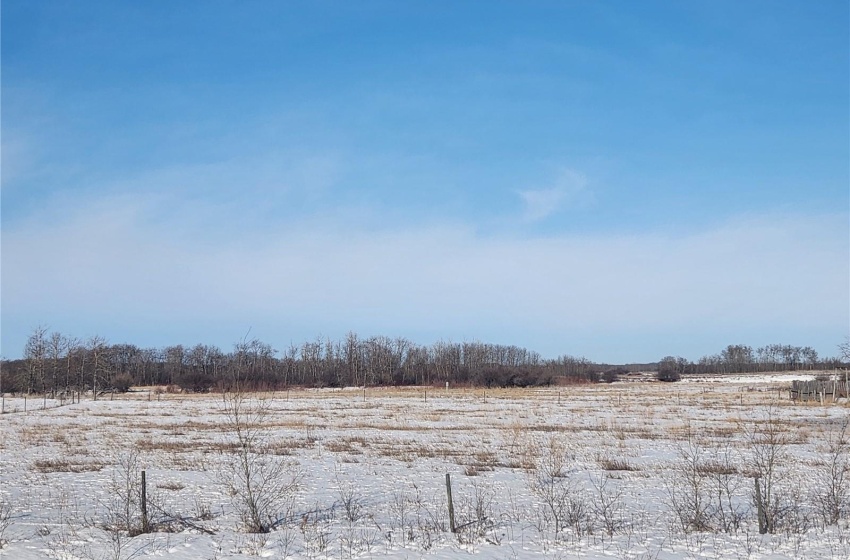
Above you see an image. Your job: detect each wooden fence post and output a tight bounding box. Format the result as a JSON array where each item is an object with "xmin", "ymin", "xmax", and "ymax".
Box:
[
  {"xmin": 141, "ymin": 470, "xmax": 149, "ymax": 533},
  {"xmin": 755, "ymin": 477, "xmax": 767, "ymax": 534},
  {"xmin": 445, "ymin": 473, "xmax": 456, "ymax": 533}
]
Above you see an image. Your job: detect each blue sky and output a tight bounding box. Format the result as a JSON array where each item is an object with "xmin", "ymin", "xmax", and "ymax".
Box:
[{"xmin": 2, "ymin": 1, "xmax": 848, "ymax": 362}]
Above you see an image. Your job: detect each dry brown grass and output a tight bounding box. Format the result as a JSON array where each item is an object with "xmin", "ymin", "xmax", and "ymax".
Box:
[
  {"xmin": 696, "ymin": 461, "xmax": 739, "ymax": 476},
  {"xmin": 32, "ymin": 458, "xmax": 104, "ymax": 473},
  {"xmin": 135, "ymin": 437, "xmax": 199, "ymax": 453},
  {"xmin": 268, "ymin": 438, "xmax": 315, "ymax": 455},
  {"xmin": 135, "ymin": 437, "xmax": 241, "ymax": 453},
  {"xmin": 19, "ymin": 425, "xmax": 54, "ymax": 446},
  {"xmin": 324, "ymin": 440, "xmax": 362, "ymax": 454},
  {"xmin": 597, "ymin": 456, "xmax": 640, "ymax": 472}
]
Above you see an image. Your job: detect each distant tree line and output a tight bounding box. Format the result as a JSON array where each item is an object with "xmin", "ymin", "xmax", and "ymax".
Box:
[
  {"xmin": 1, "ymin": 328, "xmax": 845, "ymax": 394},
  {"xmin": 1, "ymin": 328, "xmax": 600, "ymax": 394},
  {"xmin": 655, "ymin": 343, "xmax": 843, "ymax": 381}
]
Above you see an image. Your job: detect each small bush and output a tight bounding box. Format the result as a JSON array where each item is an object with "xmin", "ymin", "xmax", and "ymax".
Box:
[
  {"xmin": 602, "ymin": 368, "xmax": 627, "ymax": 383},
  {"xmin": 177, "ymin": 371, "xmax": 215, "ymax": 393},
  {"xmin": 657, "ymin": 369, "xmax": 681, "ymax": 382},
  {"xmin": 0, "ymin": 500, "xmax": 11, "ymax": 549},
  {"xmin": 110, "ymin": 374, "xmax": 134, "ymax": 392}
]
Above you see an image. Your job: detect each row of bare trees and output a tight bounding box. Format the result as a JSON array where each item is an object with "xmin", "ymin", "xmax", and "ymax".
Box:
[
  {"xmin": 658, "ymin": 343, "xmax": 844, "ymax": 380},
  {"xmin": 2, "ymin": 328, "xmax": 601, "ymax": 394},
  {"xmin": 3, "ymin": 329, "xmax": 845, "ymax": 394},
  {"xmin": 698, "ymin": 343, "xmax": 827, "ymax": 373}
]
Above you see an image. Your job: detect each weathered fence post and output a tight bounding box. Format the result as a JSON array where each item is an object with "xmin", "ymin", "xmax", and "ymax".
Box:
[
  {"xmin": 755, "ymin": 477, "xmax": 767, "ymax": 534},
  {"xmin": 141, "ymin": 470, "xmax": 149, "ymax": 533},
  {"xmin": 43, "ymin": 393, "xmax": 47, "ymax": 410},
  {"xmin": 24, "ymin": 395, "xmax": 27, "ymax": 413},
  {"xmin": 445, "ymin": 473, "xmax": 456, "ymax": 533}
]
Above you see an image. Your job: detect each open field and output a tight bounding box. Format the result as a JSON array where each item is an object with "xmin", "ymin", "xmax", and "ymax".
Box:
[{"xmin": 1, "ymin": 375, "xmax": 849, "ymax": 559}]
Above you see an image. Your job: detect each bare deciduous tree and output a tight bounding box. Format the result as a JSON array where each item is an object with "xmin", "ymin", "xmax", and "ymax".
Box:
[
  {"xmin": 24, "ymin": 325, "xmax": 49, "ymax": 394},
  {"xmin": 815, "ymin": 419, "xmax": 850, "ymax": 526},
  {"xmin": 220, "ymin": 391, "xmax": 301, "ymax": 533},
  {"xmin": 746, "ymin": 408, "xmax": 789, "ymax": 534},
  {"xmin": 664, "ymin": 433, "xmax": 746, "ymax": 534},
  {"xmin": 591, "ymin": 474, "xmax": 624, "ymax": 537},
  {"xmin": 88, "ymin": 335, "xmax": 109, "ymax": 399},
  {"xmin": 0, "ymin": 498, "xmax": 12, "ymax": 549},
  {"xmin": 704, "ymin": 441, "xmax": 746, "ymax": 533},
  {"xmin": 664, "ymin": 433, "xmax": 711, "ymax": 533},
  {"xmin": 839, "ymin": 337, "xmax": 850, "ymax": 363},
  {"xmin": 525, "ymin": 435, "xmax": 588, "ymax": 539}
]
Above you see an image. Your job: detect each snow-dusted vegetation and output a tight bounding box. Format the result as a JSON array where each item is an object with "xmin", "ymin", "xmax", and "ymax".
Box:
[{"xmin": 1, "ymin": 377, "xmax": 848, "ymax": 559}]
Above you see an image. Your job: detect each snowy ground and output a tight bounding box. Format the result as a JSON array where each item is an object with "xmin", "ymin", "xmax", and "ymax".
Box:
[{"xmin": 1, "ymin": 379, "xmax": 849, "ymax": 560}]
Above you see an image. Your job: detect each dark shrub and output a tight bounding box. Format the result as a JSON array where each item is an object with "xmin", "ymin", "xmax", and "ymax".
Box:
[
  {"xmin": 110, "ymin": 373, "xmax": 134, "ymax": 392},
  {"xmin": 176, "ymin": 371, "xmax": 214, "ymax": 393},
  {"xmin": 656, "ymin": 369, "xmax": 682, "ymax": 382},
  {"xmin": 602, "ymin": 368, "xmax": 627, "ymax": 383}
]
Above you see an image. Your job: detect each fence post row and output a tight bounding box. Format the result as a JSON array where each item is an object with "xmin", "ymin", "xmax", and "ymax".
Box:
[{"xmin": 790, "ymin": 379, "xmax": 848, "ymax": 403}]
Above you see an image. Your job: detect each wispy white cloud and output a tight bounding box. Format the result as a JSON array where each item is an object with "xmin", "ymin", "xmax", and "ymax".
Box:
[
  {"xmin": 0, "ymin": 134, "xmax": 39, "ymax": 191},
  {"xmin": 2, "ymin": 188, "xmax": 846, "ymax": 360},
  {"xmin": 517, "ymin": 168, "xmax": 590, "ymax": 222}
]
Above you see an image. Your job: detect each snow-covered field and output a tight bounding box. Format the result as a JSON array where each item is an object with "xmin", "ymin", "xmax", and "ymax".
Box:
[{"xmin": 1, "ymin": 380, "xmax": 848, "ymax": 560}]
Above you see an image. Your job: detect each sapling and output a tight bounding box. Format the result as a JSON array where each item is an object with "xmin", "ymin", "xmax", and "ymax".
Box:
[{"xmin": 220, "ymin": 391, "xmax": 302, "ymax": 533}]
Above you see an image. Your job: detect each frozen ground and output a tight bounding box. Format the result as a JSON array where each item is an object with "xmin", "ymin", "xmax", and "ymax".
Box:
[{"xmin": 1, "ymin": 379, "xmax": 848, "ymax": 560}]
